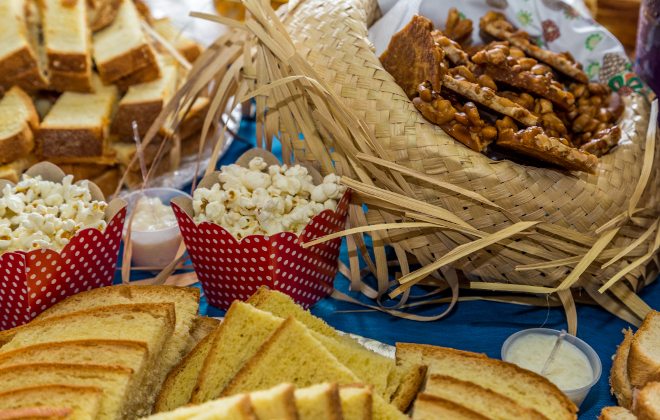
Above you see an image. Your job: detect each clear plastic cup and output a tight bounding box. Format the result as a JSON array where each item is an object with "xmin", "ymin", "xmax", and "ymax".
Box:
[
  {"xmin": 501, "ymin": 328, "xmax": 602, "ymax": 407},
  {"xmin": 121, "ymin": 188, "xmax": 192, "ymax": 269}
]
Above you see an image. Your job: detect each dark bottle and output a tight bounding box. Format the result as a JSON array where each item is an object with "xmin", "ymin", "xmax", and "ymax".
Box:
[{"xmin": 635, "ymin": 0, "xmax": 660, "ymax": 95}]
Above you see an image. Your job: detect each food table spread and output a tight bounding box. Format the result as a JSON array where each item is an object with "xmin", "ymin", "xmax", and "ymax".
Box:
[{"xmin": 0, "ymin": 0, "xmax": 659, "ymax": 419}]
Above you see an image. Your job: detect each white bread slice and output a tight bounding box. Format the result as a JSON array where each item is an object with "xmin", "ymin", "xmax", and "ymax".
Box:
[
  {"xmin": 340, "ymin": 386, "xmax": 373, "ymax": 420},
  {"xmin": 424, "ymin": 374, "xmax": 547, "ymax": 420},
  {"xmin": 249, "ymin": 383, "xmax": 297, "ymax": 420},
  {"xmin": 600, "ymin": 406, "xmax": 637, "ymax": 420},
  {"xmin": 0, "ymin": 0, "xmax": 48, "ymax": 91},
  {"xmin": 295, "ymin": 383, "xmax": 342, "ymax": 420},
  {"xmin": 0, "ymin": 155, "xmax": 38, "ymax": 183},
  {"xmin": 629, "ymin": 311, "xmax": 660, "ymax": 388},
  {"xmin": 92, "ymin": 0, "xmax": 160, "ymax": 84},
  {"xmin": 36, "ymin": 285, "xmax": 200, "ymax": 382},
  {"xmin": 87, "ymin": 0, "xmax": 120, "ymax": 32},
  {"xmin": 111, "ymin": 62, "xmax": 178, "ymax": 137},
  {"xmin": 155, "ymin": 326, "xmax": 221, "ymax": 413},
  {"xmin": 152, "ymin": 18, "xmax": 202, "ymax": 63},
  {"xmin": 0, "ymin": 364, "xmax": 133, "ymax": 420},
  {"xmin": 396, "ymin": 343, "xmax": 577, "ymax": 420},
  {"xmin": 0, "ymin": 86, "xmax": 38, "ymax": 164},
  {"xmin": 246, "ymin": 287, "xmax": 424, "ymax": 410},
  {"xmin": 0, "ymin": 406, "xmax": 73, "ymax": 419},
  {"xmin": 0, "ymin": 385, "xmax": 103, "ymax": 420},
  {"xmin": 39, "ymin": 75, "xmax": 117, "ymax": 158},
  {"xmin": 635, "ymin": 382, "xmax": 660, "ymax": 420},
  {"xmin": 40, "ymin": 0, "xmax": 92, "ymax": 92},
  {"xmin": 611, "ymin": 328, "xmax": 635, "ymax": 408},
  {"xmin": 222, "ymin": 318, "xmax": 407, "ymax": 420},
  {"xmin": 412, "ymin": 394, "xmax": 489, "ymax": 420},
  {"xmin": 144, "ymin": 394, "xmax": 255, "ymax": 420}
]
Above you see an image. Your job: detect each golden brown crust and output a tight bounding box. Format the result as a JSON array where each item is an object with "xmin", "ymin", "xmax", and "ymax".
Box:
[
  {"xmin": 111, "ymin": 100, "xmax": 164, "ymax": 137},
  {"xmin": 97, "ymin": 43, "xmax": 160, "ymax": 85},
  {"xmin": 0, "ymin": 48, "xmax": 48, "ymax": 90},
  {"xmin": 599, "ymin": 406, "xmax": 637, "ymax": 420},
  {"xmin": 629, "ymin": 311, "xmax": 660, "ymax": 388},
  {"xmin": 610, "ymin": 328, "xmax": 635, "ymax": 408},
  {"xmin": 0, "ymin": 406, "xmax": 73, "ymax": 420},
  {"xmin": 635, "ymin": 382, "xmax": 660, "ymax": 420},
  {"xmin": 48, "ymin": 70, "xmax": 93, "ymax": 93},
  {"xmin": 389, "ymin": 363, "xmax": 426, "ymax": 412},
  {"xmin": 496, "ymin": 125, "xmax": 598, "ymax": 173},
  {"xmin": 87, "ymin": 0, "xmax": 121, "ymax": 31},
  {"xmin": 379, "ymin": 15, "xmax": 445, "ymax": 98},
  {"xmin": 414, "ymin": 393, "xmax": 490, "ymax": 420},
  {"xmin": 46, "ymin": 51, "xmax": 90, "ymax": 73},
  {"xmin": 39, "ymin": 127, "xmax": 105, "ymax": 158},
  {"xmin": 113, "ymin": 60, "xmax": 162, "ymax": 91},
  {"xmin": 0, "ymin": 128, "xmax": 34, "ymax": 165}
]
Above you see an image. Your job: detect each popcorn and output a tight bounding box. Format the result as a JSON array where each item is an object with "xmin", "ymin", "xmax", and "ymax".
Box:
[
  {"xmin": 193, "ymin": 158, "xmax": 346, "ymax": 237},
  {"xmin": 0, "ymin": 175, "xmax": 108, "ymax": 253}
]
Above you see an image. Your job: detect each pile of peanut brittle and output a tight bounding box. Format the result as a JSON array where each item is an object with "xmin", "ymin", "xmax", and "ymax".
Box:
[{"xmin": 380, "ymin": 10, "xmax": 624, "ymax": 173}]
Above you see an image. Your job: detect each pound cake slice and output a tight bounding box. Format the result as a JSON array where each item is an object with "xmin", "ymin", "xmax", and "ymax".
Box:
[
  {"xmin": 0, "ymin": 385, "xmax": 103, "ymax": 420},
  {"xmin": 0, "ymin": 86, "xmax": 38, "ymax": 165},
  {"xmin": 87, "ymin": 0, "xmax": 120, "ymax": 31},
  {"xmin": 0, "ymin": 406, "xmax": 73, "ymax": 419},
  {"xmin": 36, "ymin": 285, "xmax": 200, "ymax": 384},
  {"xmin": 629, "ymin": 311, "xmax": 660, "ymax": 388},
  {"xmin": 611, "ymin": 328, "xmax": 635, "ymax": 408},
  {"xmin": 145, "ymin": 394, "xmax": 254, "ymax": 420},
  {"xmin": 295, "ymin": 383, "xmax": 342, "ymax": 420},
  {"xmin": 247, "ymin": 287, "xmax": 424, "ymax": 409},
  {"xmin": 248, "ymin": 384, "xmax": 296, "ymax": 420},
  {"xmin": 599, "ymin": 406, "xmax": 637, "ymax": 420},
  {"xmin": 635, "ymin": 382, "xmax": 660, "ymax": 420},
  {"xmin": 0, "ymin": 364, "xmax": 132, "ymax": 420},
  {"xmin": 92, "ymin": 0, "xmax": 160, "ymax": 84},
  {"xmin": 40, "ymin": 0, "xmax": 92, "ymax": 92},
  {"xmin": 0, "ymin": 0, "xmax": 48, "ymax": 91},
  {"xmin": 424, "ymin": 375, "xmax": 547, "ymax": 420},
  {"xmin": 340, "ymin": 386, "xmax": 373, "ymax": 420},
  {"xmin": 397, "ymin": 343, "xmax": 577, "ymax": 420},
  {"xmin": 222, "ymin": 318, "xmax": 408, "ymax": 420},
  {"xmin": 152, "ymin": 18, "xmax": 202, "ymax": 63},
  {"xmin": 39, "ymin": 75, "xmax": 118, "ymax": 158},
  {"xmin": 412, "ymin": 394, "xmax": 489, "ymax": 420}
]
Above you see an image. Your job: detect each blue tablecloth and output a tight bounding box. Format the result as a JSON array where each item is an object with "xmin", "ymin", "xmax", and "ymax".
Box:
[{"xmin": 119, "ymin": 118, "xmax": 660, "ymax": 419}]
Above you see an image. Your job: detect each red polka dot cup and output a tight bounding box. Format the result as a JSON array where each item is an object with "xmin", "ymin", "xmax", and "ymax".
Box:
[
  {"xmin": 0, "ymin": 163, "xmax": 127, "ymax": 330},
  {"xmin": 170, "ymin": 153, "xmax": 350, "ymax": 310}
]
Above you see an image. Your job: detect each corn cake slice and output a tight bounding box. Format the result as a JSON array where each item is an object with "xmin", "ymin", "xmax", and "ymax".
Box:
[
  {"xmin": 248, "ymin": 383, "xmax": 296, "ymax": 420},
  {"xmin": 0, "ymin": 385, "xmax": 102, "ymax": 420},
  {"xmin": 144, "ymin": 394, "xmax": 254, "ymax": 420},
  {"xmin": 295, "ymin": 383, "xmax": 342, "ymax": 420},
  {"xmin": 340, "ymin": 386, "xmax": 373, "ymax": 420}
]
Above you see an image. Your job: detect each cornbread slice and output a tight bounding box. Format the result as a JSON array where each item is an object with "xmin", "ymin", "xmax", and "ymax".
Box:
[
  {"xmin": 155, "ymin": 327, "xmax": 221, "ymax": 413},
  {"xmin": 0, "ymin": 385, "xmax": 102, "ymax": 420},
  {"xmin": 0, "ymin": 364, "xmax": 132, "ymax": 420},
  {"xmin": 412, "ymin": 394, "xmax": 489, "ymax": 420},
  {"xmin": 0, "ymin": 406, "xmax": 72, "ymax": 419},
  {"xmin": 152, "ymin": 18, "xmax": 202, "ymax": 63},
  {"xmin": 111, "ymin": 62, "xmax": 178, "ymax": 137},
  {"xmin": 249, "ymin": 384, "xmax": 296, "ymax": 420},
  {"xmin": 87, "ymin": 0, "xmax": 120, "ymax": 32},
  {"xmin": 599, "ymin": 406, "xmax": 637, "ymax": 420},
  {"xmin": 295, "ymin": 383, "xmax": 342, "ymax": 420},
  {"xmin": 39, "ymin": 75, "xmax": 118, "ymax": 158},
  {"xmin": 36, "ymin": 285, "xmax": 199, "ymax": 382},
  {"xmin": 247, "ymin": 287, "xmax": 424, "ymax": 409},
  {"xmin": 396, "ymin": 343, "xmax": 577, "ymax": 420},
  {"xmin": 611, "ymin": 328, "xmax": 635, "ymax": 408},
  {"xmin": 340, "ymin": 386, "xmax": 373, "ymax": 420},
  {"xmin": 0, "ymin": 0, "xmax": 48, "ymax": 91},
  {"xmin": 629, "ymin": 311, "xmax": 660, "ymax": 388},
  {"xmin": 186, "ymin": 317, "xmax": 221, "ymax": 353},
  {"xmin": 424, "ymin": 374, "xmax": 547, "ymax": 420},
  {"xmin": 222, "ymin": 318, "xmax": 407, "ymax": 420},
  {"xmin": 92, "ymin": 0, "xmax": 160, "ymax": 84},
  {"xmin": 144, "ymin": 394, "xmax": 254, "ymax": 420},
  {"xmin": 40, "ymin": 0, "xmax": 92, "ymax": 92},
  {"xmin": 0, "ymin": 156, "xmax": 38, "ymax": 183},
  {"xmin": 636, "ymin": 382, "xmax": 660, "ymax": 420},
  {"xmin": 0, "ymin": 86, "xmax": 38, "ymax": 164}
]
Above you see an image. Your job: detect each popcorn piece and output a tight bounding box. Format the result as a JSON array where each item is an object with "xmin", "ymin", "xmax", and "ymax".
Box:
[
  {"xmin": 192, "ymin": 157, "xmax": 346, "ymax": 237},
  {"xmin": 0, "ymin": 174, "xmax": 107, "ymax": 253}
]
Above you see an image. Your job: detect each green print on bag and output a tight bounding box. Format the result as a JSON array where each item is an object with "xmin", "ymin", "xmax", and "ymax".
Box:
[
  {"xmin": 585, "ymin": 33, "xmax": 603, "ymax": 51},
  {"xmin": 516, "ymin": 10, "xmax": 533, "ymax": 26}
]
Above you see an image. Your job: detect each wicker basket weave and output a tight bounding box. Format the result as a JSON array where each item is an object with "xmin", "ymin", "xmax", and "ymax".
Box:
[{"xmin": 152, "ymin": 0, "xmax": 659, "ymax": 326}]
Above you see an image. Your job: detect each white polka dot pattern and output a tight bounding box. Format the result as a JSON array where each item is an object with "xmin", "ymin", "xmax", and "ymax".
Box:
[
  {"xmin": 173, "ymin": 191, "xmax": 351, "ymax": 310},
  {"xmin": 0, "ymin": 208, "xmax": 127, "ymax": 331}
]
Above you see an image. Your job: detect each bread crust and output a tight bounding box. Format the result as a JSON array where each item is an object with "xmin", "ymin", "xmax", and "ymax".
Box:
[
  {"xmin": 111, "ymin": 100, "xmax": 163, "ymax": 137},
  {"xmin": 39, "ymin": 127, "xmax": 105, "ymax": 158},
  {"xmin": 389, "ymin": 363, "xmax": 426, "ymax": 412},
  {"xmin": 97, "ymin": 44, "xmax": 160, "ymax": 85},
  {"xmin": 113, "ymin": 60, "xmax": 162, "ymax": 91},
  {"xmin": 599, "ymin": 406, "xmax": 637, "ymax": 420},
  {"xmin": 88, "ymin": 0, "xmax": 121, "ymax": 31},
  {"xmin": 414, "ymin": 393, "xmax": 490, "ymax": 420},
  {"xmin": 629, "ymin": 311, "xmax": 660, "ymax": 388},
  {"xmin": 635, "ymin": 382, "xmax": 660, "ymax": 420},
  {"xmin": 611, "ymin": 328, "xmax": 634, "ymax": 408},
  {"xmin": 48, "ymin": 69, "xmax": 93, "ymax": 93},
  {"xmin": 47, "ymin": 51, "xmax": 90, "ymax": 73},
  {"xmin": 0, "ymin": 48, "xmax": 46, "ymax": 84},
  {"xmin": 0, "ymin": 127, "xmax": 34, "ymax": 165}
]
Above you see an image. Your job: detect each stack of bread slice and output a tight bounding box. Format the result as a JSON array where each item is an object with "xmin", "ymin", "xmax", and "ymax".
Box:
[
  {"xmin": 397, "ymin": 343, "xmax": 578, "ymax": 420},
  {"xmin": 155, "ymin": 287, "xmax": 423, "ymax": 419},
  {"xmin": 0, "ymin": 285, "xmax": 206, "ymax": 419},
  {"xmin": 0, "ymin": 0, "xmax": 208, "ymax": 196},
  {"xmin": 600, "ymin": 310, "xmax": 660, "ymax": 419},
  {"xmin": 148, "ymin": 382, "xmax": 373, "ymax": 420}
]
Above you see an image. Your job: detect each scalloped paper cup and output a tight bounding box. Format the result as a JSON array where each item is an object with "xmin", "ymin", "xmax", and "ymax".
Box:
[{"xmin": 0, "ymin": 162, "xmax": 127, "ymax": 330}]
